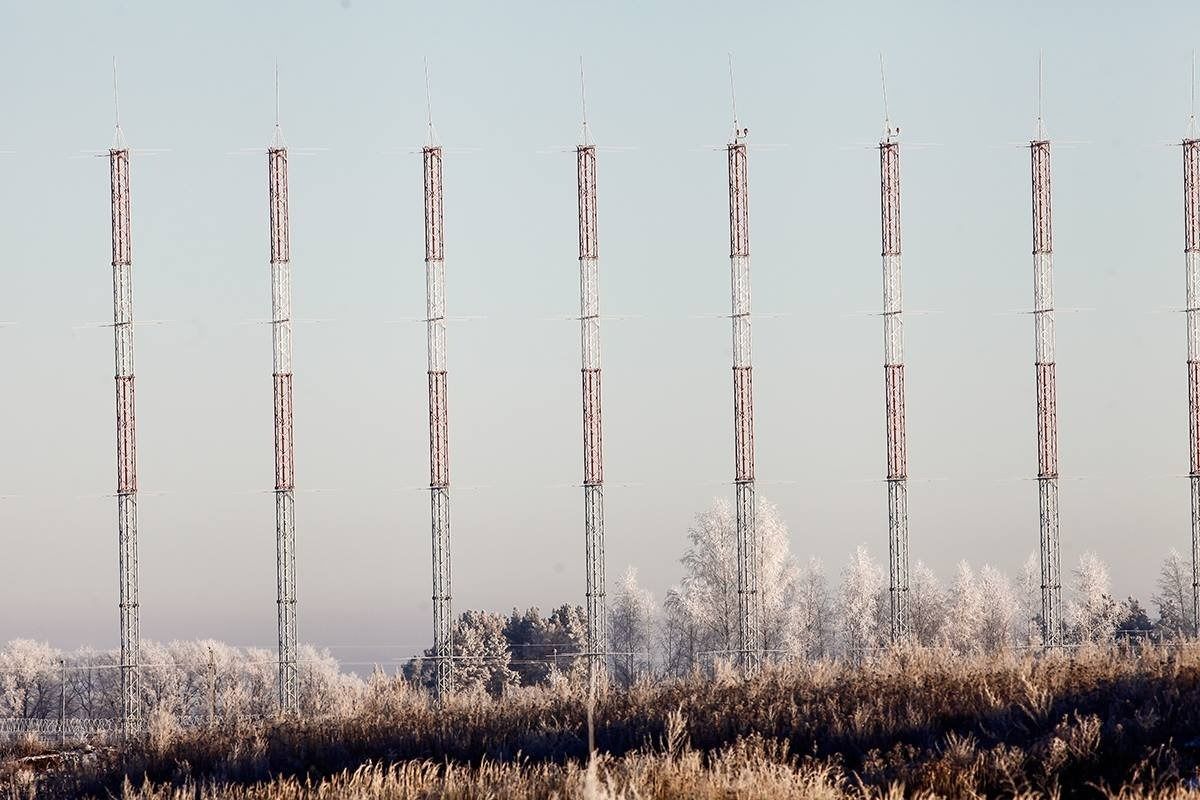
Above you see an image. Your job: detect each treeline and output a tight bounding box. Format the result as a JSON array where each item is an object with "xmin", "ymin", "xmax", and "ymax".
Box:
[
  {"xmin": 3, "ymin": 497, "xmax": 1195, "ymax": 717},
  {"xmin": 412, "ymin": 498, "xmax": 1197, "ymax": 695},
  {"xmin": 0, "ymin": 641, "xmax": 353, "ymax": 722}
]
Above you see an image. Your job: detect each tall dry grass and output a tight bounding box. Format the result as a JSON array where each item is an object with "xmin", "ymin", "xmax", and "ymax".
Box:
[{"xmin": 7, "ymin": 645, "xmax": 1200, "ymax": 798}]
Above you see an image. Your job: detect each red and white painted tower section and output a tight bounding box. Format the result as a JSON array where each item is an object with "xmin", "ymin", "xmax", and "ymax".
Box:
[
  {"xmin": 109, "ymin": 118, "xmax": 141, "ymax": 733},
  {"xmin": 423, "ymin": 137, "xmax": 453, "ymax": 699},
  {"xmin": 1183, "ymin": 128, "xmax": 1200, "ymax": 634},
  {"xmin": 728, "ymin": 124, "xmax": 761, "ymax": 671},
  {"xmin": 1031, "ymin": 130, "xmax": 1062, "ymax": 647},
  {"xmin": 577, "ymin": 129, "xmax": 607, "ymax": 679},
  {"xmin": 268, "ymin": 115, "xmax": 298, "ymax": 710},
  {"xmin": 879, "ymin": 133, "xmax": 909, "ymax": 642}
]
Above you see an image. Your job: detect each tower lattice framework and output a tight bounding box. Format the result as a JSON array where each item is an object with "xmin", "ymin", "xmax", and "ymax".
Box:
[
  {"xmin": 268, "ymin": 137, "xmax": 298, "ymax": 710},
  {"xmin": 423, "ymin": 143, "xmax": 453, "ymax": 699},
  {"xmin": 1031, "ymin": 138, "xmax": 1062, "ymax": 647},
  {"xmin": 576, "ymin": 142, "xmax": 607, "ymax": 680},
  {"xmin": 109, "ymin": 139, "xmax": 141, "ymax": 734},
  {"xmin": 1184, "ymin": 134, "xmax": 1200, "ymax": 635},
  {"xmin": 728, "ymin": 134, "xmax": 761, "ymax": 672},
  {"xmin": 879, "ymin": 138, "xmax": 909, "ymax": 643}
]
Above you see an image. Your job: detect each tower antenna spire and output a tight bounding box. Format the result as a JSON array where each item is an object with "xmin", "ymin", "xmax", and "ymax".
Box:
[
  {"xmin": 579, "ymin": 55, "xmax": 592, "ymax": 146},
  {"xmin": 424, "ymin": 57, "xmax": 437, "ymax": 146},
  {"xmin": 1189, "ymin": 50, "xmax": 1197, "ymax": 137},
  {"xmin": 728, "ymin": 52, "xmax": 742, "ymax": 140},
  {"xmin": 271, "ymin": 63, "xmax": 285, "ymax": 148},
  {"xmin": 879, "ymin": 52, "xmax": 893, "ymax": 140},
  {"xmin": 112, "ymin": 57, "xmax": 126, "ymax": 148},
  {"xmin": 1036, "ymin": 51, "xmax": 1047, "ymax": 140},
  {"xmin": 113, "ymin": 57, "xmax": 120, "ymax": 129}
]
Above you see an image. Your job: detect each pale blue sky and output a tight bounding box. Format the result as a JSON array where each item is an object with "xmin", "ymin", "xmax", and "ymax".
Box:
[{"xmin": 2, "ymin": 1, "xmax": 1199, "ymax": 660}]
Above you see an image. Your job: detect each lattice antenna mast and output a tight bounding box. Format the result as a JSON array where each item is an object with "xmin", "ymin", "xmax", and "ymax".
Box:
[
  {"xmin": 576, "ymin": 58, "xmax": 607, "ymax": 682},
  {"xmin": 109, "ymin": 58, "xmax": 140, "ymax": 735},
  {"xmin": 1183, "ymin": 54, "xmax": 1200, "ymax": 636},
  {"xmin": 267, "ymin": 68, "xmax": 298, "ymax": 711},
  {"xmin": 422, "ymin": 64, "xmax": 453, "ymax": 700},
  {"xmin": 1030, "ymin": 58, "xmax": 1062, "ymax": 647},
  {"xmin": 878, "ymin": 57, "xmax": 909, "ymax": 643},
  {"xmin": 726, "ymin": 56, "xmax": 761, "ymax": 673}
]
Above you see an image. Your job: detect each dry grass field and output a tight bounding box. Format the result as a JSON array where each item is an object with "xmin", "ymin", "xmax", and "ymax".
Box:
[{"xmin": 8, "ymin": 645, "xmax": 1200, "ymax": 798}]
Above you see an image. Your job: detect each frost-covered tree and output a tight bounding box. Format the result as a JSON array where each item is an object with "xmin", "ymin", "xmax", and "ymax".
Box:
[
  {"xmin": 609, "ymin": 567, "xmax": 658, "ymax": 686},
  {"xmin": 139, "ymin": 640, "xmax": 188, "ymax": 717},
  {"xmin": 943, "ymin": 561, "xmax": 985, "ymax": 654},
  {"xmin": 547, "ymin": 604, "xmax": 589, "ymax": 681},
  {"xmin": 676, "ymin": 500, "xmax": 739, "ymax": 661},
  {"xmin": 297, "ymin": 644, "xmax": 358, "ymax": 716},
  {"xmin": 157, "ymin": 640, "xmax": 213, "ymax": 718},
  {"xmin": 0, "ymin": 640, "xmax": 58, "ymax": 718},
  {"xmin": 238, "ymin": 647, "xmax": 281, "ymax": 718},
  {"xmin": 674, "ymin": 497, "xmax": 802, "ymax": 665},
  {"xmin": 1117, "ymin": 597, "xmax": 1155, "ymax": 640},
  {"xmin": 454, "ymin": 611, "xmax": 519, "ymax": 697},
  {"xmin": 978, "ymin": 565, "xmax": 1018, "ymax": 652},
  {"xmin": 661, "ymin": 587, "xmax": 701, "ymax": 677},
  {"xmin": 1, "ymin": 639, "xmax": 361, "ymax": 723},
  {"xmin": 792, "ymin": 558, "xmax": 834, "ymax": 659},
  {"xmin": 502, "ymin": 604, "xmax": 588, "ymax": 685},
  {"xmin": 758, "ymin": 499, "xmax": 803, "ymax": 654},
  {"xmin": 1154, "ymin": 548, "xmax": 1195, "ymax": 638},
  {"xmin": 1069, "ymin": 552, "xmax": 1124, "ymax": 644},
  {"xmin": 908, "ymin": 561, "xmax": 946, "ymax": 646},
  {"xmin": 404, "ymin": 611, "xmax": 519, "ymax": 696},
  {"xmin": 193, "ymin": 640, "xmax": 243, "ymax": 721},
  {"xmin": 839, "ymin": 545, "xmax": 885, "ymax": 656},
  {"xmin": 1017, "ymin": 552, "xmax": 1043, "ymax": 647},
  {"xmin": 63, "ymin": 646, "xmax": 117, "ymax": 720}
]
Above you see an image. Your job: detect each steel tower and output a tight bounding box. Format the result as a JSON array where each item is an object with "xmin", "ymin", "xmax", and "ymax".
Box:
[
  {"xmin": 267, "ymin": 93, "xmax": 298, "ymax": 711},
  {"xmin": 109, "ymin": 96, "xmax": 140, "ymax": 735},
  {"xmin": 727, "ymin": 88, "xmax": 761, "ymax": 672},
  {"xmin": 423, "ymin": 116, "xmax": 453, "ymax": 700},
  {"xmin": 576, "ymin": 88, "xmax": 607, "ymax": 682},
  {"xmin": 1184, "ymin": 114, "xmax": 1200, "ymax": 635},
  {"xmin": 1031, "ymin": 115, "xmax": 1062, "ymax": 647},
  {"xmin": 879, "ymin": 129, "xmax": 909, "ymax": 643}
]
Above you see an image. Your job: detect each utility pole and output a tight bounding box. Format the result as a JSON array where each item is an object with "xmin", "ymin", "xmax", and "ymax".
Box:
[
  {"xmin": 59, "ymin": 658, "xmax": 66, "ymax": 747},
  {"xmin": 208, "ymin": 646, "xmax": 217, "ymax": 724}
]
